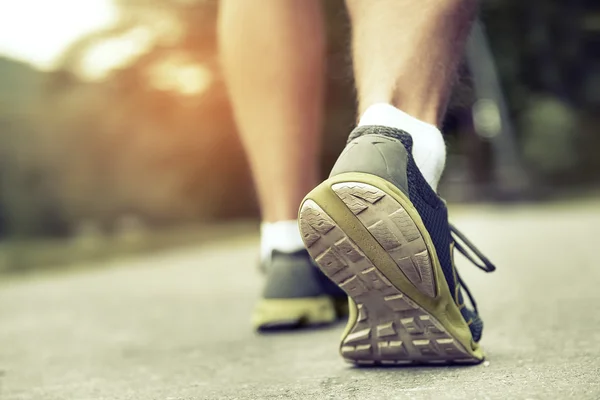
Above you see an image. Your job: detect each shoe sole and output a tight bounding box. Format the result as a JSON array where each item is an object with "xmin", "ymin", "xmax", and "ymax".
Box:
[
  {"xmin": 298, "ymin": 172, "xmax": 484, "ymax": 365},
  {"xmin": 252, "ymin": 296, "xmax": 337, "ymax": 331}
]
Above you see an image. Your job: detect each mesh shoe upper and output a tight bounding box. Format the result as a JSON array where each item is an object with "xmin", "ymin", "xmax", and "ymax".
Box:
[
  {"xmin": 335, "ymin": 125, "xmax": 495, "ymax": 341},
  {"xmin": 262, "ymin": 249, "xmax": 346, "ymax": 299}
]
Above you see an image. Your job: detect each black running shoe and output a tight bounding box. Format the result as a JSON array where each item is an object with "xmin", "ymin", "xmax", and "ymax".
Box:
[
  {"xmin": 253, "ymin": 249, "xmax": 348, "ymax": 331},
  {"xmin": 298, "ymin": 126, "xmax": 496, "ymax": 364}
]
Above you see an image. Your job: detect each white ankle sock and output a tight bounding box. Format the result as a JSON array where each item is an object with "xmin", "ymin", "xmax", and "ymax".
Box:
[
  {"xmin": 260, "ymin": 220, "xmax": 305, "ymax": 262},
  {"xmin": 358, "ymin": 103, "xmax": 446, "ymax": 191}
]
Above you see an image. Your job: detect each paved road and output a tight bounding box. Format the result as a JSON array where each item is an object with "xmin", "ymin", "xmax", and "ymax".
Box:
[{"xmin": 1, "ymin": 202, "xmax": 599, "ymax": 400}]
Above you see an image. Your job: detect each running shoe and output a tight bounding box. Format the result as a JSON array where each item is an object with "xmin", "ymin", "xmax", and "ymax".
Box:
[
  {"xmin": 252, "ymin": 249, "xmax": 348, "ymax": 330},
  {"xmin": 298, "ymin": 125, "xmax": 496, "ymax": 364}
]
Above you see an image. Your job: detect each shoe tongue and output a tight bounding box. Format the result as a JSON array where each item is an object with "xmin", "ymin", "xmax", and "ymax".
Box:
[{"xmin": 348, "ymin": 125, "xmax": 414, "ymax": 153}]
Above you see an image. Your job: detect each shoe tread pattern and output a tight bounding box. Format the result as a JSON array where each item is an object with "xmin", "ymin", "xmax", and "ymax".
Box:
[{"xmin": 299, "ymin": 184, "xmax": 477, "ymax": 365}]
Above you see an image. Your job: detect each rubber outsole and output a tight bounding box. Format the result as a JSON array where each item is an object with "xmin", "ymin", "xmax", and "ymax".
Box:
[
  {"xmin": 298, "ymin": 173, "xmax": 484, "ymax": 365},
  {"xmin": 252, "ymin": 297, "xmax": 337, "ymax": 331}
]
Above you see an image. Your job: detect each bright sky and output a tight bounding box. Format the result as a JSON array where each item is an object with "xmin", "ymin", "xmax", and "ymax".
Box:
[
  {"xmin": 0, "ymin": 0, "xmax": 213, "ymax": 92},
  {"xmin": 0, "ymin": 0, "xmax": 117, "ymax": 70}
]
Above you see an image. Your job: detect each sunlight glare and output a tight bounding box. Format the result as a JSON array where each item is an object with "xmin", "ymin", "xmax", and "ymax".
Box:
[{"xmin": 0, "ymin": 0, "xmax": 117, "ymax": 70}]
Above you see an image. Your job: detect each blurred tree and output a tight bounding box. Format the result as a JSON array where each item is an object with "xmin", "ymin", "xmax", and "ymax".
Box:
[
  {"xmin": 35, "ymin": 0, "xmax": 257, "ymax": 234},
  {"xmin": 481, "ymin": 0, "xmax": 600, "ymax": 184},
  {"xmin": 0, "ymin": 58, "xmax": 70, "ymax": 237}
]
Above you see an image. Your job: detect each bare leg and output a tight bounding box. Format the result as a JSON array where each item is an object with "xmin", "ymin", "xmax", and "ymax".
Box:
[
  {"xmin": 220, "ymin": 1, "xmax": 343, "ymax": 330},
  {"xmin": 219, "ymin": 0, "xmax": 325, "ymax": 222},
  {"xmin": 347, "ymin": 0, "xmax": 477, "ymax": 127}
]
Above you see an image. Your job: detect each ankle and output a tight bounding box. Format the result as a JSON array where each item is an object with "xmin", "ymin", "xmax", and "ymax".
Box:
[
  {"xmin": 357, "ymin": 103, "xmax": 446, "ymax": 191},
  {"xmin": 260, "ymin": 220, "xmax": 306, "ymax": 262}
]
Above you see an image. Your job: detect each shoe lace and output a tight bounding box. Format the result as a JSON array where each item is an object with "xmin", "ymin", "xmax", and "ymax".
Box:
[{"xmin": 449, "ymin": 223, "xmax": 496, "ymax": 315}]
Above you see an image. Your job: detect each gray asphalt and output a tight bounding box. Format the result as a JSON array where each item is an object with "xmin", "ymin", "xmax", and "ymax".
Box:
[{"xmin": 1, "ymin": 202, "xmax": 599, "ymax": 400}]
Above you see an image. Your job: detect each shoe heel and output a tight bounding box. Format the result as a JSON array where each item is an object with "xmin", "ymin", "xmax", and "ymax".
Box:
[{"xmin": 299, "ymin": 174, "xmax": 483, "ymax": 365}]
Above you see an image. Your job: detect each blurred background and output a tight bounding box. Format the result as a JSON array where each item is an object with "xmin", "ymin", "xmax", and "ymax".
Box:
[{"xmin": 1, "ymin": 0, "xmax": 599, "ymax": 274}]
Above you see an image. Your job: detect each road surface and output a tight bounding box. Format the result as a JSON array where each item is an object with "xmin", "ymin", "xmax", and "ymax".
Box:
[{"xmin": 1, "ymin": 202, "xmax": 599, "ymax": 399}]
